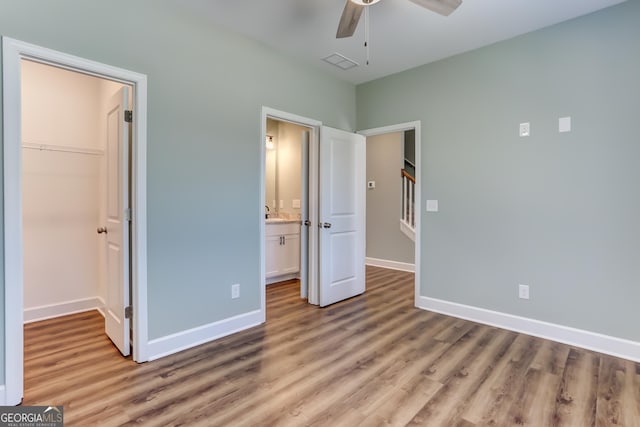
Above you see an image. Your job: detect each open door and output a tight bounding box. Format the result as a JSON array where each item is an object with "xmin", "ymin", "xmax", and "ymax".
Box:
[
  {"xmin": 319, "ymin": 126, "xmax": 366, "ymax": 307},
  {"xmin": 102, "ymin": 86, "xmax": 131, "ymax": 356},
  {"xmin": 300, "ymin": 130, "xmax": 310, "ymax": 300}
]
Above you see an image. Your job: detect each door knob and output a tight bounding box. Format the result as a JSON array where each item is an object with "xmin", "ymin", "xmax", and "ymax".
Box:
[
  {"xmin": 323, "ymin": 222, "xmax": 332, "ymax": 229},
  {"xmin": 97, "ymin": 227, "xmax": 108, "ymax": 234},
  {"xmin": 304, "ymin": 220, "xmax": 311, "ymax": 226}
]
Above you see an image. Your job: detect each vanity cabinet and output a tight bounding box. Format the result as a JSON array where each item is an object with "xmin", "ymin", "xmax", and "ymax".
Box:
[{"xmin": 265, "ymin": 222, "xmax": 300, "ymax": 283}]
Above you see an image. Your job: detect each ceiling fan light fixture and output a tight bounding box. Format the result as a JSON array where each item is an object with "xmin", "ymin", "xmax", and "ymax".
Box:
[{"xmin": 350, "ymin": 0, "xmax": 381, "ymax": 5}]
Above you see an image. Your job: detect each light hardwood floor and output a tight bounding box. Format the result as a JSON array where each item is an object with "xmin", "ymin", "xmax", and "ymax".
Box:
[{"xmin": 24, "ymin": 267, "xmax": 640, "ymax": 426}]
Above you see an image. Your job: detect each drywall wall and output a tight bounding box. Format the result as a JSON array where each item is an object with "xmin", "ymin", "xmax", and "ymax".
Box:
[
  {"xmin": 357, "ymin": 0, "xmax": 640, "ymax": 342},
  {"xmin": 21, "ymin": 61, "xmax": 102, "ymax": 320},
  {"xmin": 0, "ymin": 0, "xmax": 356, "ymax": 382},
  {"xmin": 366, "ymin": 132, "xmax": 414, "ymax": 264}
]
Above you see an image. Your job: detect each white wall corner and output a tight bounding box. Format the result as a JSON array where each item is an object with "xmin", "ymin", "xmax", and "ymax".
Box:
[
  {"xmin": 366, "ymin": 257, "xmax": 415, "ymax": 273},
  {"xmin": 417, "ymin": 295, "xmax": 640, "ymax": 363},
  {"xmin": 146, "ymin": 310, "xmax": 263, "ymax": 361}
]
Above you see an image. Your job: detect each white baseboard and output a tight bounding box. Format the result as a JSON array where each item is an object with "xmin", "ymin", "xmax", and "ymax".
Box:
[
  {"xmin": 266, "ymin": 273, "xmax": 299, "ymax": 285},
  {"xmin": 147, "ymin": 309, "xmax": 263, "ymax": 361},
  {"xmin": 417, "ymin": 296, "xmax": 640, "ymax": 363},
  {"xmin": 24, "ymin": 297, "xmax": 105, "ymax": 324},
  {"xmin": 95, "ymin": 297, "xmax": 106, "ymax": 318},
  {"xmin": 366, "ymin": 257, "xmax": 415, "ymax": 273}
]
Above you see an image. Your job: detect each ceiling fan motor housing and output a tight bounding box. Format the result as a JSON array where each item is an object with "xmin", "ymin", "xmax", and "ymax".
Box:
[{"xmin": 350, "ymin": 0, "xmax": 382, "ymax": 5}]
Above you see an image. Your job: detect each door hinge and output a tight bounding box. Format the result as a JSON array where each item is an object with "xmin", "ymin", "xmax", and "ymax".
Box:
[
  {"xmin": 125, "ymin": 208, "xmax": 132, "ymax": 222},
  {"xmin": 124, "ymin": 110, "xmax": 133, "ymax": 123},
  {"xmin": 125, "ymin": 306, "xmax": 133, "ymax": 319}
]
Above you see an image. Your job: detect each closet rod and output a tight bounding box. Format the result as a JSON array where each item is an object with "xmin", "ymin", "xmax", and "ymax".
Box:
[{"xmin": 22, "ymin": 142, "xmax": 104, "ymax": 156}]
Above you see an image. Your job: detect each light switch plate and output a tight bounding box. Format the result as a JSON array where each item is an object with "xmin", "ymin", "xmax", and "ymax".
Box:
[
  {"xmin": 519, "ymin": 122, "xmax": 530, "ymax": 137},
  {"xmin": 559, "ymin": 116, "xmax": 571, "ymax": 133},
  {"xmin": 426, "ymin": 200, "xmax": 439, "ymax": 212},
  {"xmin": 292, "ymin": 199, "xmax": 301, "ymax": 209},
  {"xmin": 279, "ymin": 200, "xmax": 284, "ymax": 209}
]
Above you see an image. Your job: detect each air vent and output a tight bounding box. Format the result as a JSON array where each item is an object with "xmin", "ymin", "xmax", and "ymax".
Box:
[{"xmin": 322, "ymin": 53, "xmax": 359, "ymax": 70}]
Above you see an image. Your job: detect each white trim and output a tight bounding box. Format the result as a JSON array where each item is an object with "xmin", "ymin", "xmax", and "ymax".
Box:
[
  {"xmin": 96, "ymin": 296, "xmax": 107, "ymax": 318},
  {"xmin": 417, "ymin": 296, "xmax": 640, "ymax": 363},
  {"xmin": 2, "ymin": 37, "xmax": 150, "ymax": 405},
  {"xmin": 358, "ymin": 121, "xmax": 422, "ymax": 308},
  {"xmin": 0, "ymin": 385, "xmax": 5, "ymax": 406},
  {"xmin": 23, "ymin": 297, "xmax": 105, "ymax": 324},
  {"xmin": 365, "ymin": 257, "xmax": 415, "ymax": 273},
  {"xmin": 147, "ymin": 310, "xmax": 263, "ymax": 361},
  {"xmin": 399, "ymin": 220, "xmax": 416, "ymax": 242},
  {"xmin": 266, "ymin": 273, "xmax": 299, "ymax": 285},
  {"xmin": 260, "ymin": 107, "xmax": 323, "ymax": 315}
]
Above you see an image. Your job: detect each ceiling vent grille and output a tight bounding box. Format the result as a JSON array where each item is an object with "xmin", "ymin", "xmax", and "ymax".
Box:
[{"xmin": 322, "ymin": 53, "xmax": 359, "ymax": 70}]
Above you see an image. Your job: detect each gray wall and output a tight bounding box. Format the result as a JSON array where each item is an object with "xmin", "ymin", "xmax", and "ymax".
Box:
[
  {"xmin": 357, "ymin": 1, "xmax": 640, "ymax": 341},
  {"xmin": 366, "ymin": 132, "xmax": 415, "ymax": 264},
  {"xmin": 0, "ymin": 0, "xmax": 356, "ymax": 383}
]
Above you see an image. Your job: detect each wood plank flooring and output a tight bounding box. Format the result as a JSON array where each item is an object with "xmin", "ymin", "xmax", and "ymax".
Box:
[{"xmin": 24, "ymin": 267, "xmax": 640, "ymax": 426}]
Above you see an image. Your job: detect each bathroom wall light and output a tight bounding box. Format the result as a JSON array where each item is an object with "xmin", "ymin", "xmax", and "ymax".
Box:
[{"xmin": 265, "ymin": 135, "xmax": 275, "ymax": 150}]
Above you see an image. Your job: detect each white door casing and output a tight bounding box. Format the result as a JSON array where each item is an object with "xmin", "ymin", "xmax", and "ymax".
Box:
[
  {"xmin": 319, "ymin": 126, "xmax": 366, "ymax": 307},
  {"xmin": 104, "ymin": 87, "xmax": 131, "ymax": 356}
]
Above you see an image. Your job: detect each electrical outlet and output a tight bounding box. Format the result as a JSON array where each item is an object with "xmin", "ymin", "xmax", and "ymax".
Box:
[
  {"xmin": 518, "ymin": 284, "xmax": 530, "ymax": 300},
  {"xmin": 519, "ymin": 122, "xmax": 530, "ymax": 137},
  {"xmin": 231, "ymin": 283, "xmax": 240, "ymax": 299}
]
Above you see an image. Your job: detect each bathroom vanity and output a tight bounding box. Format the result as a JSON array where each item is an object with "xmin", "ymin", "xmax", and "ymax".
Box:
[{"xmin": 265, "ymin": 219, "xmax": 301, "ymax": 285}]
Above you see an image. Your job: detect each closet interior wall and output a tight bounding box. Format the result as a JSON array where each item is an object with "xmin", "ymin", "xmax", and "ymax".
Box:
[{"xmin": 21, "ymin": 60, "xmax": 123, "ymax": 322}]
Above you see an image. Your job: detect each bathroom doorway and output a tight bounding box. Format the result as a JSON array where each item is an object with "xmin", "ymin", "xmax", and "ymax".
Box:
[{"xmin": 264, "ymin": 117, "xmax": 314, "ymax": 302}]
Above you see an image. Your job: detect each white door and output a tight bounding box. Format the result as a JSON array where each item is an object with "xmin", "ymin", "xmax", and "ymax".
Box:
[
  {"xmin": 300, "ymin": 130, "xmax": 309, "ymax": 299},
  {"xmin": 103, "ymin": 87, "xmax": 131, "ymax": 356},
  {"xmin": 318, "ymin": 126, "xmax": 366, "ymax": 307}
]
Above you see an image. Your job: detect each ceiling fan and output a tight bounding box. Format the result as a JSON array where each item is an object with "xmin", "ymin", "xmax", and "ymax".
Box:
[{"xmin": 337, "ymin": 0, "xmax": 463, "ymax": 39}]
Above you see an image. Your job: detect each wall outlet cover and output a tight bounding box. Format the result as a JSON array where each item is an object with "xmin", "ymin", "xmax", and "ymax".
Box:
[
  {"xmin": 426, "ymin": 200, "xmax": 439, "ymax": 212},
  {"xmin": 559, "ymin": 116, "xmax": 571, "ymax": 133},
  {"xmin": 518, "ymin": 284, "xmax": 530, "ymax": 300},
  {"xmin": 519, "ymin": 122, "xmax": 530, "ymax": 137},
  {"xmin": 367, "ymin": 181, "xmax": 376, "ymax": 189},
  {"xmin": 292, "ymin": 199, "xmax": 301, "ymax": 209}
]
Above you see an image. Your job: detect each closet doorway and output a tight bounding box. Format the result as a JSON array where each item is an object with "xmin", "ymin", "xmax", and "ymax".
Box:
[
  {"xmin": 21, "ymin": 60, "xmax": 133, "ymax": 352},
  {"xmin": 2, "ymin": 37, "xmax": 149, "ymax": 406}
]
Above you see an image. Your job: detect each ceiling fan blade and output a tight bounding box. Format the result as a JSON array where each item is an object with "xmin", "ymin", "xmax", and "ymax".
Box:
[
  {"xmin": 408, "ymin": 0, "xmax": 462, "ymax": 16},
  {"xmin": 336, "ymin": 1, "xmax": 364, "ymax": 38}
]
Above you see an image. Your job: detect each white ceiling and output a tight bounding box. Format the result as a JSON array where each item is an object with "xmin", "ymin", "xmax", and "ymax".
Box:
[{"xmin": 183, "ymin": 0, "xmax": 627, "ymax": 84}]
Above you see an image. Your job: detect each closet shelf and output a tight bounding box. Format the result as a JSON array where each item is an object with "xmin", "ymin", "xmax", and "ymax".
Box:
[{"xmin": 22, "ymin": 141, "xmax": 104, "ymax": 156}]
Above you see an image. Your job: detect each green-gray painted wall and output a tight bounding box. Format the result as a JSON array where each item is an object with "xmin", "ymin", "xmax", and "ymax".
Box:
[
  {"xmin": 357, "ymin": 1, "xmax": 640, "ymax": 342},
  {"xmin": 0, "ymin": 1, "xmax": 357, "ymax": 384}
]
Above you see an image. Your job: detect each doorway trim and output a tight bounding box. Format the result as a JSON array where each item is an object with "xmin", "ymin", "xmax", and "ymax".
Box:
[
  {"xmin": 260, "ymin": 107, "xmax": 322, "ymax": 319},
  {"xmin": 2, "ymin": 37, "xmax": 149, "ymax": 405},
  {"xmin": 358, "ymin": 121, "xmax": 422, "ymax": 307}
]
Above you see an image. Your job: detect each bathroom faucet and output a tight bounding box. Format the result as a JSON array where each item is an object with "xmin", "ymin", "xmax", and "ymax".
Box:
[{"xmin": 265, "ymin": 205, "xmax": 270, "ymax": 219}]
